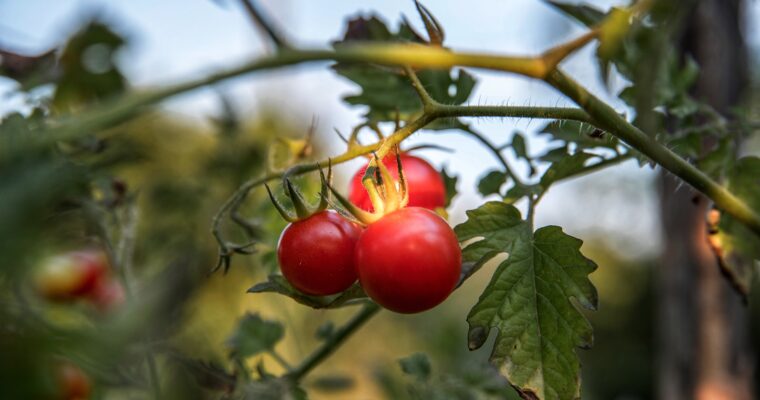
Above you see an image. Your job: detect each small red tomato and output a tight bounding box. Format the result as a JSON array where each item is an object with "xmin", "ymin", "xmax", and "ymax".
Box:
[
  {"xmin": 56, "ymin": 362, "xmax": 91, "ymax": 400},
  {"xmin": 277, "ymin": 210, "xmax": 362, "ymax": 296},
  {"xmin": 88, "ymin": 278, "xmax": 126, "ymax": 313},
  {"xmin": 355, "ymin": 207, "xmax": 461, "ymax": 313},
  {"xmin": 349, "ymin": 153, "xmax": 446, "ymax": 211},
  {"xmin": 35, "ymin": 251, "xmax": 108, "ymax": 301}
]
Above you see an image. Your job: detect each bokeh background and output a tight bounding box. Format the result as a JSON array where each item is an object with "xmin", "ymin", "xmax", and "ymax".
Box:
[{"xmin": 1, "ymin": 1, "xmax": 760, "ymax": 399}]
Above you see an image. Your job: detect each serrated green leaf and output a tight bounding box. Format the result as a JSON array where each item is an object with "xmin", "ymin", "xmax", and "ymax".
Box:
[
  {"xmin": 399, "ymin": 353, "xmax": 431, "ymax": 381},
  {"xmin": 440, "ymin": 165, "xmax": 458, "ymax": 207},
  {"xmin": 546, "ymin": 1, "xmax": 605, "ymax": 27},
  {"xmin": 248, "ymin": 275, "xmax": 368, "ymax": 309},
  {"xmin": 539, "ymin": 152, "xmax": 595, "ymax": 191},
  {"xmin": 711, "ymin": 157, "xmax": 760, "ymax": 296},
  {"xmin": 512, "ymin": 132, "xmax": 529, "ymax": 160},
  {"xmin": 478, "ymin": 170, "xmax": 508, "ymax": 197},
  {"xmin": 227, "ymin": 314, "xmax": 284, "ymax": 359},
  {"xmin": 455, "ymin": 202, "xmax": 597, "ymax": 400}
]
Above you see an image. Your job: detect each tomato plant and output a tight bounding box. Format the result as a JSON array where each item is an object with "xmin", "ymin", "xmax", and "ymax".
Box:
[
  {"xmin": 2, "ymin": 1, "xmax": 760, "ymax": 400},
  {"xmin": 277, "ymin": 210, "xmax": 362, "ymax": 296},
  {"xmin": 349, "ymin": 153, "xmax": 446, "ymax": 211},
  {"xmin": 355, "ymin": 207, "xmax": 461, "ymax": 313}
]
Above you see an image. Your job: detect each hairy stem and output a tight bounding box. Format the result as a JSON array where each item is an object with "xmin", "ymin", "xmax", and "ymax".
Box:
[{"xmin": 545, "ymin": 69, "xmax": 760, "ymax": 235}]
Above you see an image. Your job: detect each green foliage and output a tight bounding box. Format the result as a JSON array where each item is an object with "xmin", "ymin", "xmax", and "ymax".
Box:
[
  {"xmin": 440, "ymin": 165, "xmax": 459, "ymax": 207},
  {"xmin": 712, "ymin": 157, "xmax": 760, "ymax": 296},
  {"xmin": 54, "ymin": 21, "xmax": 128, "ymax": 110},
  {"xmin": 539, "ymin": 152, "xmax": 595, "ymax": 192},
  {"xmin": 478, "ymin": 170, "xmax": 509, "ymax": 197},
  {"xmin": 399, "ymin": 353, "xmax": 432, "ymax": 381},
  {"xmin": 332, "ymin": 9, "xmax": 476, "ymax": 129},
  {"xmin": 456, "ymin": 202, "xmax": 597, "ymax": 400},
  {"xmin": 227, "ymin": 314, "xmax": 284, "ymax": 359}
]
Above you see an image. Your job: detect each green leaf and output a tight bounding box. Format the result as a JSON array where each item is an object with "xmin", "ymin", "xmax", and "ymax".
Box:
[
  {"xmin": 333, "ymin": 15, "xmax": 475, "ymax": 128},
  {"xmin": 478, "ymin": 170, "xmax": 508, "ymax": 197},
  {"xmin": 54, "ymin": 21, "xmax": 128, "ymax": 110},
  {"xmin": 440, "ymin": 165, "xmax": 459, "ymax": 207},
  {"xmin": 227, "ymin": 314, "xmax": 284, "ymax": 359},
  {"xmin": 399, "ymin": 353, "xmax": 432, "ymax": 381},
  {"xmin": 537, "ymin": 120, "xmax": 618, "ymax": 150},
  {"xmin": 545, "ymin": 1, "xmax": 605, "ymax": 27},
  {"xmin": 511, "ymin": 132, "xmax": 529, "ymax": 160},
  {"xmin": 248, "ymin": 275, "xmax": 368, "ymax": 309},
  {"xmin": 539, "ymin": 152, "xmax": 595, "ymax": 191},
  {"xmin": 710, "ymin": 157, "xmax": 760, "ymax": 297},
  {"xmin": 455, "ymin": 202, "xmax": 597, "ymax": 400}
]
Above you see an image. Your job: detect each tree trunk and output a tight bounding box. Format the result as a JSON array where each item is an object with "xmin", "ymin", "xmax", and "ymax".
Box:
[{"xmin": 658, "ymin": 1, "xmax": 755, "ymax": 399}]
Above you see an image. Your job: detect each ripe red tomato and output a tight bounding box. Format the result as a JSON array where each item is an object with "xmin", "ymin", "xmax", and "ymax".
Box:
[
  {"xmin": 56, "ymin": 362, "xmax": 91, "ymax": 400},
  {"xmin": 354, "ymin": 207, "xmax": 461, "ymax": 313},
  {"xmin": 277, "ymin": 210, "xmax": 362, "ymax": 296},
  {"xmin": 349, "ymin": 153, "xmax": 446, "ymax": 211},
  {"xmin": 35, "ymin": 251, "xmax": 108, "ymax": 301}
]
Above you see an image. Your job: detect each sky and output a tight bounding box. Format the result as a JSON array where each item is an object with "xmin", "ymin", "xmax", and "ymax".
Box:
[{"xmin": 2, "ymin": 0, "xmax": 759, "ymax": 259}]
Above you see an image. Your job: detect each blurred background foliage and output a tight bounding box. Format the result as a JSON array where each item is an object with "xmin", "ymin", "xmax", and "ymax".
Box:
[{"xmin": 1, "ymin": 3, "xmax": 760, "ymax": 400}]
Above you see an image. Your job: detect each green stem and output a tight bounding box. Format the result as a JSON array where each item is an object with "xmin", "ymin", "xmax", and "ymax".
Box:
[
  {"xmin": 545, "ymin": 69, "xmax": 760, "ymax": 236},
  {"xmin": 433, "ymin": 104, "xmax": 590, "ymax": 122},
  {"xmin": 287, "ymin": 302, "xmax": 380, "ymax": 382}
]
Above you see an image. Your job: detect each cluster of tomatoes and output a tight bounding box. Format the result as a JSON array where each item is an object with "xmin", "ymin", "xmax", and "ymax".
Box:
[
  {"xmin": 34, "ymin": 249, "xmax": 125, "ymax": 313},
  {"xmin": 276, "ymin": 153, "xmax": 462, "ymax": 314}
]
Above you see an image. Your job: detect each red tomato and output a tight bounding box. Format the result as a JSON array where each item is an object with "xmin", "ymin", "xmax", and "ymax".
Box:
[
  {"xmin": 349, "ymin": 153, "xmax": 446, "ymax": 211},
  {"xmin": 35, "ymin": 251, "xmax": 108, "ymax": 301},
  {"xmin": 88, "ymin": 278, "xmax": 126, "ymax": 313},
  {"xmin": 56, "ymin": 362, "xmax": 91, "ymax": 400},
  {"xmin": 277, "ymin": 210, "xmax": 362, "ymax": 296},
  {"xmin": 355, "ymin": 207, "xmax": 461, "ymax": 313}
]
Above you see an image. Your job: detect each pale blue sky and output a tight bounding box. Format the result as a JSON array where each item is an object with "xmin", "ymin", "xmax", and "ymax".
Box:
[{"xmin": 2, "ymin": 0, "xmax": 758, "ymax": 258}]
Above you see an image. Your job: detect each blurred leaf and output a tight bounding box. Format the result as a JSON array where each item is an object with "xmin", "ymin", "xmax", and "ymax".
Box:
[
  {"xmin": 709, "ymin": 157, "xmax": 760, "ymax": 297},
  {"xmin": 502, "ymin": 184, "xmax": 535, "ymax": 204},
  {"xmin": 597, "ymin": 8, "xmax": 632, "ymax": 60},
  {"xmin": 477, "ymin": 169, "xmax": 508, "ymax": 197},
  {"xmin": 248, "ymin": 276, "xmax": 368, "ymax": 309},
  {"xmin": 399, "ymin": 353, "xmax": 431, "ymax": 381},
  {"xmin": 315, "ymin": 321, "xmax": 334, "ymax": 340},
  {"xmin": 546, "ymin": 1, "xmax": 605, "ymax": 27},
  {"xmin": 511, "ymin": 132, "xmax": 528, "ymax": 160},
  {"xmin": 698, "ymin": 137, "xmax": 735, "ymax": 179},
  {"xmin": 539, "ymin": 151, "xmax": 595, "ymax": 191},
  {"xmin": 333, "ymin": 15, "xmax": 475, "ymax": 128},
  {"xmin": 54, "ymin": 21, "xmax": 127, "ymax": 110},
  {"xmin": 455, "ymin": 202, "xmax": 597, "ymax": 400},
  {"xmin": 227, "ymin": 314, "xmax": 284, "ymax": 359},
  {"xmin": 440, "ymin": 165, "xmax": 458, "ymax": 207},
  {"xmin": 538, "ymin": 146, "xmax": 569, "ymax": 163},
  {"xmin": 0, "ymin": 48, "xmax": 58, "ymax": 90},
  {"xmin": 538, "ymin": 120, "xmax": 618, "ymax": 149}
]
